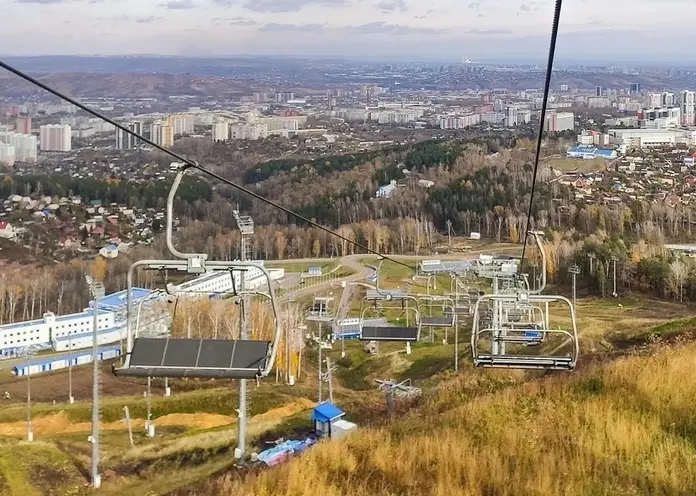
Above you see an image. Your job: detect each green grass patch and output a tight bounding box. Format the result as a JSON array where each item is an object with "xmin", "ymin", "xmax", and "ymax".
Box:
[
  {"xmin": 0, "ymin": 384, "xmax": 316, "ymax": 425},
  {"xmin": 0, "ymin": 440, "xmax": 84, "ymax": 496}
]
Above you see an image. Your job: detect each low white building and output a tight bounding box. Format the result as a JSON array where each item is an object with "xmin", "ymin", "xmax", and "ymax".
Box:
[{"xmin": 0, "ymin": 221, "xmax": 13, "ymax": 239}]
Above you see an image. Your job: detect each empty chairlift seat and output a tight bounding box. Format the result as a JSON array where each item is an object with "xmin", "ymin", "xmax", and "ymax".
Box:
[
  {"xmin": 113, "ymin": 337, "xmax": 272, "ymax": 379},
  {"xmin": 359, "ymin": 305, "xmax": 421, "ymax": 342},
  {"xmin": 471, "ymin": 294, "xmax": 579, "ymax": 371}
]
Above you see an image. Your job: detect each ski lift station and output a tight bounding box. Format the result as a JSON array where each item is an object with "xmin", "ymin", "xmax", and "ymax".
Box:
[{"xmin": 311, "ymin": 402, "xmax": 357, "ymax": 440}]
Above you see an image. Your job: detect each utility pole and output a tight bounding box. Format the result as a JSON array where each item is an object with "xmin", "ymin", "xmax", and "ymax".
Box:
[
  {"xmin": 145, "ymin": 377, "xmax": 154, "ymax": 437},
  {"xmin": 325, "ymin": 357, "xmax": 334, "ymax": 404},
  {"xmin": 26, "ymin": 349, "xmax": 34, "ymax": 442},
  {"xmin": 68, "ymin": 335, "xmax": 74, "ymax": 404},
  {"xmin": 85, "ymin": 275, "xmax": 105, "ymax": 489},
  {"xmin": 569, "ymin": 264, "xmax": 580, "ymax": 307},
  {"xmin": 588, "ymin": 253, "xmax": 596, "ymax": 275},
  {"xmin": 233, "ymin": 209, "xmax": 254, "ymax": 462},
  {"xmin": 611, "ymin": 256, "xmax": 618, "ymax": 297},
  {"xmin": 317, "ymin": 327, "xmax": 323, "ymax": 403}
]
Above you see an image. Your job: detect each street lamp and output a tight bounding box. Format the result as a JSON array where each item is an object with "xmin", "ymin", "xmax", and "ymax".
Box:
[
  {"xmin": 68, "ymin": 334, "xmax": 74, "ymax": 404},
  {"xmin": 85, "ymin": 274, "xmax": 105, "ymax": 489},
  {"xmin": 25, "ymin": 347, "xmax": 36, "ymax": 442}
]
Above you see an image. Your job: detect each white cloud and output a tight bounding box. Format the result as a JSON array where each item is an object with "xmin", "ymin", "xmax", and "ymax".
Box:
[{"xmin": 1, "ymin": 0, "xmax": 695, "ymax": 61}]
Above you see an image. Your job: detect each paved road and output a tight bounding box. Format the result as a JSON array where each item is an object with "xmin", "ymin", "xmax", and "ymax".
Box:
[{"xmin": 275, "ymin": 246, "xmax": 521, "ymax": 314}]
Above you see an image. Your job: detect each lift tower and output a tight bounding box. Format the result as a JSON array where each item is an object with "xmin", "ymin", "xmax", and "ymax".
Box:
[{"xmin": 233, "ymin": 209, "xmax": 254, "ymax": 461}]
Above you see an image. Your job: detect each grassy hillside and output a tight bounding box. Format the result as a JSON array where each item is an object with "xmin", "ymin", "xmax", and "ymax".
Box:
[{"xmin": 191, "ymin": 340, "xmax": 696, "ymax": 496}]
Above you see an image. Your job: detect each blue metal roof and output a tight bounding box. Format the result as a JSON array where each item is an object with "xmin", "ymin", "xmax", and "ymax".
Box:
[
  {"xmin": 91, "ymin": 288, "xmax": 153, "ymax": 310},
  {"xmin": 311, "ymin": 402, "xmax": 345, "ymax": 423},
  {"xmin": 567, "ymin": 145, "xmax": 615, "ymax": 158}
]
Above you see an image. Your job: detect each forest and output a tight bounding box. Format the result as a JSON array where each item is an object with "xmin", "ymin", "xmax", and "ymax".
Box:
[
  {"xmin": 4, "ymin": 133, "xmax": 696, "ymax": 325},
  {"xmin": 0, "ymin": 174, "xmax": 212, "ymax": 211}
]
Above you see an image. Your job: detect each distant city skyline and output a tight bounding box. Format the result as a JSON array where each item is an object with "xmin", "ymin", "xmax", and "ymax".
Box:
[{"xmin": 3, "ymin": 0, "xmax": 696, "ymax": 63}]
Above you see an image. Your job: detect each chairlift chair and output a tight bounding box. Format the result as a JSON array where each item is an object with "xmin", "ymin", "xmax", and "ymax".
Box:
[
  {"xmin": 418, "ymin": 296, "xmax": 456, "ymax": 328},
  {"xmin": 112, "ymin": 260, "xmax": 282, "ymax": 379},
  {"xmin": 470, "ymin": 293, "xmax": 579, "ymax": 371},
  {"xmin": 112, "ymin": 166, "xmax": 282, "ymax": 380}
]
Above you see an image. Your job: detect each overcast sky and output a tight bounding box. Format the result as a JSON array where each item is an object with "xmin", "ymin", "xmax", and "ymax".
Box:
[{"xmin": 3, "ymin": 0, "xmax": 695, "ymax": 62}]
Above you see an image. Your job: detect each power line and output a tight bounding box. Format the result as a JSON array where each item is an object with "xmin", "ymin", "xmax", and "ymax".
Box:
[
  {"xmin": 520, "ymin": 0, "xmax": 564, "ymax": 272},
  {"xmin": 0, "ymin": 59, "xmax": 415, "ymax": 271}
]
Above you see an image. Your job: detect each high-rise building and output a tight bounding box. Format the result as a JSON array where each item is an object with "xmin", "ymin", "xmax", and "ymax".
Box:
[
  {"xmin": 545, "ymin": 112, "xmax": 575, "ymax": 132},
  {"xmin": 39, "ymin": 124, "xmax": 71, "ymax": 152},
  {"xmin": 229, "ymin": 123, "xmax": 268, "ymax": 140},
  {"xmin": 596, "ymin": 86, "xmax": 603, "ymax": 97},
  {"xmin": 662, "ymin": 92, "xmax": 676, "ymax": 107},
  {"xmin": 116, "ymin": 121, "xmax": 143, "ymax": 150},
  {"xmin": 648, "ymin": 93, "xmax": 662, "ymax": 109},
  {"xmin": 629, "ymin": 83, "xmax": 641, "ymax": 94},
  {"xmin": 0, "ymin": 132, "xmax": 37, "ymax": 162},
  {"xmin": 504, "ymin": 106, "xmax": 518, "ymax": 127},
  {"xmin": 15, "ymin": 117, "xmax": 31, "ymax": 134},
  {"xmin": 0, "ymin": 144, "xmax": 15, "ymax": 166},
  {"xmin": 212, "ymin": 121, "xmax": 229, "ymax": 142},
  {"xmin": 171, "ymin": 114, "xmax": 195, "ymax": 135},
  {"xmin": 275, "ymin": 91, "xmax": 294, "ymax": 103},
  {"xmin": 682, "ymin": 90, "xmax": 695, "ymax": 126},
  {"xmin": 150, "ymin": 119, "xmax": 174, "ymax": 148}
]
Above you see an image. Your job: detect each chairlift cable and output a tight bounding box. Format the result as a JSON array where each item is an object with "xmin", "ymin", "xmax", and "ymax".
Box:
[
  {"xmin": 0, "ymin": 59, "xmax": 414, "ymax": 272},
  {"xmin": 519, "ymin": 0, "xmax": 564, "ymax": 273}
]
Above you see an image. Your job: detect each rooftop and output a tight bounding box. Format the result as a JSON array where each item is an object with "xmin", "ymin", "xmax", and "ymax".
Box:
[
  {"xmin": 91, "ymin": 288, "xmax": 153, "ymax": 311},
  {"xmin": 311, "ymin": 401, "xmax": 345, "ymax": 423}
]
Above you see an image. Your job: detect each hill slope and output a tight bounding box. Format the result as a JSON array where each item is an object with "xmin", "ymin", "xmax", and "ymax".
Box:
[{"xmin": 192, "ymin": 342, "xmax": 696, "ymax": 495}]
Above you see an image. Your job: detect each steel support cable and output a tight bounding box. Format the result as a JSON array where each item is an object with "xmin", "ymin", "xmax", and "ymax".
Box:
[
  {"xmin": 0, "ymin": 60, "xmax": 414, "ymax": 271},
  {"xmin": 519, "ymin": 0, "xmax": 564, "ymax": 273}
]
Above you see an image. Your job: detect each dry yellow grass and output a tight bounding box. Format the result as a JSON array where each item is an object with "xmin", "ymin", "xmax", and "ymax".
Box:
[{"xmin": 197, "ymin": 341, "xmax": 696, "ymax": 496}]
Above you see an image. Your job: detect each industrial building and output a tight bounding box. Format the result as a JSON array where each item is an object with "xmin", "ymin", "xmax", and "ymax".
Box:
[{"xmin": 608, "ymin": 128, "xmax": 696, "ymax": 148}]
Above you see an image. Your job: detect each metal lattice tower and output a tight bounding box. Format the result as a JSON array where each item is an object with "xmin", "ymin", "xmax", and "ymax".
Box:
[
  {"xmin": 233, "ymin": 209, "xmax": 254, "ymax": 461},
  {"xmin": 375, "ymin": 378, "xmax": 421, "ymax": 416}
]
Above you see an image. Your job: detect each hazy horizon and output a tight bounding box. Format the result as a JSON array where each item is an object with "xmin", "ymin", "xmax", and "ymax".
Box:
[{"xmin": 3, "ymin": 0, "xmax": 696, "ymax": 64}]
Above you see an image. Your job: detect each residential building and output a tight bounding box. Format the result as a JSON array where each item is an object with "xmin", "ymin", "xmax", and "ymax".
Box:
[
  {"xmin": 376, "ymin": 180, "xmax": 398, "ymax": 198},
  {"xmin": 171, "ymin": 113, "xmax": 195, "ymax": 135},
  {"xmin": 116, "ymin": 121, "xmax": 143, "ymax": 150},
  {"xmin": 15, "ymin": 116, "xmax": 31, "ymax": 134},
  {"xmin": 0, "ymin": 144, "xmax": 15, "ymax": 166},
  {"xmin": 212, "ymin": 121, "xmax": 229, "ymax": 141},
  {"xmin": 545, "ymin": 112, "xmax": 575, "ymax": 132},
  {"xmin": 504, "ymin": 106, "xmax": 518, "ymax": 127},
  {"xmin": 0, "ymin": 221, "xmax": 13, "ymax": 239},
  {"xmin": 682, "ymin": 90, "xmax": 695, "ymax": 126},
  {"xmin": 150, "ymin": 118, "xmax": 174, "ymax": 148},
  {"xmin": 39, "ymin": 124, "xmax": 71, "ymax": 152},
  {"xmin": 229, "ymin": 123, "xmax": 268, "ymax": 140}
]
